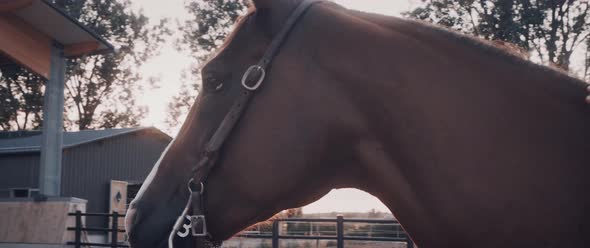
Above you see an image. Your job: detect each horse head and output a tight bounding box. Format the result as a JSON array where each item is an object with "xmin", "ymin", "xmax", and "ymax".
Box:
[
  {"xmin": 126, "ymin": 0, "xmax": 590, "ymax": 246},
  {"xmin": 125, "ymin": 1, "xmax": 361, "ymax": 247}
]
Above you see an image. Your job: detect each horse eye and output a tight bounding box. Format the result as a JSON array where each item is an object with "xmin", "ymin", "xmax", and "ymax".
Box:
[
  {"xmin": 205, "ymin": 76, "xmax": 224, "ymax": 92},
  {"xmin": 214, "ymin": 82, "xmax": 224, "ymax": 91}
]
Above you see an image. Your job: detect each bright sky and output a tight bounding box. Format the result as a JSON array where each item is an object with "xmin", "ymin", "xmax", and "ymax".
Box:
[{"xmin": 133, "ymin": 0, "xmax": 418, "ymax": 214}]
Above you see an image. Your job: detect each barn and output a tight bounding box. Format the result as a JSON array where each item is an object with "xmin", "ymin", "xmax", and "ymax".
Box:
[{"xmin": 0, "ymin": 127, "xmax": 170, "ymax": 228}]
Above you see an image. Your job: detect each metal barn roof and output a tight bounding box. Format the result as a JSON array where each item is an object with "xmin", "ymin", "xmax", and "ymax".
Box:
[{"xmin": 0, "ymin": 127, "xmax": 170, "ymax": 155}]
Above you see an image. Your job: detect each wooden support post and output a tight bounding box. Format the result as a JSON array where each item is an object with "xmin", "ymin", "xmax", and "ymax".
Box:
[
  {"xmin": 337, "ymin": 215, "xmax": 344, "ymax": 248},
  {"xmin": 39, "ymin": 42, "xmax": 65, "ymax": 197}
]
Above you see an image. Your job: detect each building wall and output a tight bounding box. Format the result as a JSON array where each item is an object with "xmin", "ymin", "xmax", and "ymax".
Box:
[
  {"xmin": 0, "ymin": 154, "xmax": 39, "ymax": 197},
  {"xmin": 61, "ymin": 129, "xmax": 170, "ymax": 227},
  {"xmin": 0, "ymin": 198, "xmax": 86, "ymax": 244},
  {"xmin": 0, "ymin": 128, "xmax": 171, "ymax": 228}
]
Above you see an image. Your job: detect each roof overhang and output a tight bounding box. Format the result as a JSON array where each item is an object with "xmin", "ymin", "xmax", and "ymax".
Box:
[
  {"xmin": 0, "ymin": 0, "xmax": 114, "ymax": 79},
  {"xmin": 0, "ymin": 127, "xmax": 172, "ymax": 155}
]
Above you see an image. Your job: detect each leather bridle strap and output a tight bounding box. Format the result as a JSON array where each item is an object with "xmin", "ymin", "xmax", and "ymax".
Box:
[
  {"xmin": 204, "ymin": 0, "xmax": 322, "ymax": 154},
  {"xmin": 168, "ymin": 1, "xmax": 322, "ymax": 247}
]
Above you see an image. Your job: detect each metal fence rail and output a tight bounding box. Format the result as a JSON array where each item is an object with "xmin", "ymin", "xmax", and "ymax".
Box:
[
  {"xmin": 237, "ymin": 216, "xmax": 414, "ymax": 248},
  {"xmin": 67, "ymin": 213, "xmax": 414, "ymax": 248},
  {"xmin": 67, "ymin": 211, "xmax": 128, "ymax": 248}
]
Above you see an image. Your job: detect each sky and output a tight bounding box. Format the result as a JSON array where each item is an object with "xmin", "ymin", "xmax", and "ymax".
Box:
[{"xmin": 132, "ymin": 0, "xmax": 418, "ymax": 214}]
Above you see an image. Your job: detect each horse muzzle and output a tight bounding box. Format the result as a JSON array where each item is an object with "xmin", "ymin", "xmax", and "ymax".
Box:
[{"xmin": 125, "ymin": 203, "xmax": 174, "ymax": 248}]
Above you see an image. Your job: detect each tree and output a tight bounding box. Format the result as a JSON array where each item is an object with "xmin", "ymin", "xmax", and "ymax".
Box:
[
  {"xmin": 285, "ymin": 207, "xmax": 304, "ymax": 218},
  {"xmin": 368, "ymin": 208, "xmax": 381, "ymax": 218},
  {"xmin": 58, "ymin": 0, "xmax": 169, "ymax": 130},
  {"xmin": 0, "ymin": 0, "xmax": 169, "ymax": 131},
  {"xmin": 0, "ymin": 66, "xmax": 44, "ymax": 130},
  {"xmin": 178, "ymin": 0, "xmax": 248, "ymax": 61},
  {"xmin": 166, "ymin": 0, "xmax": 248, "ymax": 132},
  {"xmin": 407, "ymin": 0, "xmax": 590, "ymax": 76},
  {"xmin": 165, "ymin": 71, "xmax": 200, "ymax": 130}
]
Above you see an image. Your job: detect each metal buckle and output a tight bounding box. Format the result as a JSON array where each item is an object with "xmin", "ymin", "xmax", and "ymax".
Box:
[
  {"xmin": 187, "ymin": 179, "xmax": 205, "ymax": 195},
  {"xmin": 190, "ymin": 215, "xmax": 207, "ymax": 237},
  {"xmin": 241, "ymin": 65, "xmax": 266, "ymax": 91}
]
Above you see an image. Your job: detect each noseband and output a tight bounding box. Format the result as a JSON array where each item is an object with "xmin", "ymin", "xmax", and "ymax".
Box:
[{"xmin": 168, "ymin": 1, "xmax": 321, "ymax": 247}]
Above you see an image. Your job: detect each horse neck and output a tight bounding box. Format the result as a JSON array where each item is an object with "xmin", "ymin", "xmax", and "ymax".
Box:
[
  {"xmin": 299, "ymin": 3, "xmax": 590, "ymax": 227},
  {"xmin": 301, "ymin": 6, "xmax": 438, "ymax": 190},
  {"xmin": 307, "ymin": 4, "xmax": 590, "ymax": 160}
]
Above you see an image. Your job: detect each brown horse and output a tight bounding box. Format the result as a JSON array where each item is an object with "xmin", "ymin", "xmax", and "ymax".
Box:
[{"xmin": 126, "ymin": 0, "xmax": 590, "ymax": 247}]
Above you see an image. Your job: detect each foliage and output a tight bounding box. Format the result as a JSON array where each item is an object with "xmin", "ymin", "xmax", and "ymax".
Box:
[
  {"xmin": 285, "ymin": 208, "xmax": 304, "ymax": 218},
  {"xmin": 59, "ymin": 0, "xmax": 169, "ymax": 130},
  {"xmin": 407, "ymin": 0, "xmax": 590, "ymax": 77},
  {"xmin": 164, "ymin": 70, "xmax": 200, "ymax": 130},
  {"xmin": 178, "ymin": 0, "xmax": 249, "ymax": 60},
  {"xmin": 0, "ymin": 0, "xmax": 169, "ymax": 131},
  {"xmin": 0, "ymin": 66, "xmax": 44, "ymax": 130}
]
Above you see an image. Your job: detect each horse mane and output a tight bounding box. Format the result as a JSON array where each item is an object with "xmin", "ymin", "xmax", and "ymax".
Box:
[
  {"xmin": 201, "ymin": 6, "xmax": 256, "ymax": 66},
  {"xmin": 219, "ymin": 8, "xmax": 255, "ymax": 50},
  {"xmin": 216, "ymin": 2, "xmax": 588, "ymax": 90},
  {"xmin": 490, "ymin": 40, "xmax": 529, "ymax": 59},
  {"xmin": 403, "ymin": 18, "xmax": 589, "ymax": 88},
  {"xmin": 342, "ymin": 7, "xmax": 588, "ymax": 89}
]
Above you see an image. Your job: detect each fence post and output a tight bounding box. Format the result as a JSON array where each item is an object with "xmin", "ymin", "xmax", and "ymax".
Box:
[
  {"xmin": 74, "ymin": 210, "xmax": 82, "ymax": 248},
  {"xmin": 272, "ymin": 220, "xmax": 279, "ymax": 248},
  {"xmin": 111, "ymin": 211, "xmax": 119, "ymax": 248},
  {"xmin": 337, "ymin": 215, "xmax": 344, "ymax": 248}
]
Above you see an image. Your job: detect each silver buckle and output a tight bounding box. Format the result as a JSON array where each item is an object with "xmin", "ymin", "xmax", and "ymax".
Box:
[
  {"xmin": 241, "ymin": 65, "xmax": 266, "ymax": 91},
  {"xmin": 190, "ymin": 215, "xmax": 207, "ymax": 237}
]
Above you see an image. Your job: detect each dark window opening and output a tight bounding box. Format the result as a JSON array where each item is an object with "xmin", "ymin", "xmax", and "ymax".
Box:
[
  {"xmin": 12, "ymin": 189, "xmax": 29, "ymax": 198},
  {"xmin": 10, "ymin": 188, "xmax": 40, "ymax": 198}
]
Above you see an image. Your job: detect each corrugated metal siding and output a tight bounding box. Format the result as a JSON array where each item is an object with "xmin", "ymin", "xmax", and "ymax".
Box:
[
  {"xmin": 61, "ymin": 129, "xmax": 170, "ymax": 227},
  {"xmin": 0, "ymin": 154, "xmax": 40, "ymax": 190}
]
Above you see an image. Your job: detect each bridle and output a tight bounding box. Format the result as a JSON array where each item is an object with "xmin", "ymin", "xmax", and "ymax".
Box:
[{"xmin": 168, "ymin": 1, "xmax": 321, "ymax": 247}]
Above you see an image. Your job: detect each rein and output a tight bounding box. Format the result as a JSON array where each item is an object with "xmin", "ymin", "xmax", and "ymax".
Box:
[{"xmin": 168, "ymin": 1, "xmax": 321, "ymax": 247}]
